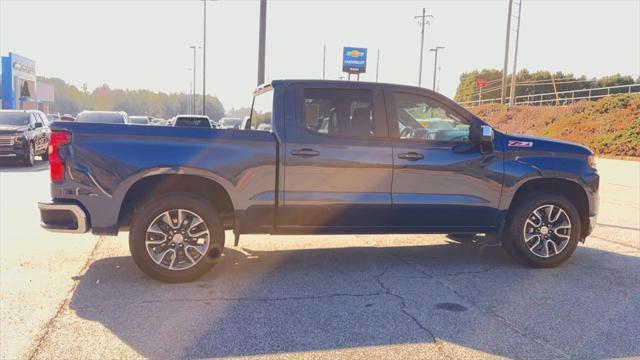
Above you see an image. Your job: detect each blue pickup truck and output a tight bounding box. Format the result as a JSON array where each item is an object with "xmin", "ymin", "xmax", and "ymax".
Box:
[{"xmin": 38, "ymin": 80, "xmax": 599, "ymax": 282}]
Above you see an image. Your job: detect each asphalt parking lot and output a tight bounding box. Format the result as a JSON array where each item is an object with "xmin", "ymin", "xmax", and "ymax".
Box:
[{"xmin": 1, "ymin": 157, "xmax": 638, "ymax": 359}]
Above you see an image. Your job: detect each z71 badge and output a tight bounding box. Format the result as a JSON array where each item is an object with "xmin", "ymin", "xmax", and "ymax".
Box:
[{"xmin": 508, "ymin": 140, "xmax": 533, "ymax": 147}]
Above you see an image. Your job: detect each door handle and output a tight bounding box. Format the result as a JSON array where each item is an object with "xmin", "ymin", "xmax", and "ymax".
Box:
[
  {"xmin": 291, "ymin": 148, "xmax": 320, "ymax": 157},
  {"xmin": 397, "ymin": 152, "xmax": 424, "ymax": 161}
]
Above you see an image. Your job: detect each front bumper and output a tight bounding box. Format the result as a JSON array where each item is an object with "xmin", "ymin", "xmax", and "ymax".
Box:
[
  {"xmin": 585, "ymin": 215, "xmax": 597, "ymax": 239},
  {"xmin": 0, "ymin": 143, "xmax": 27, "ymax": 158},
  {"xmin": 38, "ymin": 202, "xmax": 89, "ymax": 233}
]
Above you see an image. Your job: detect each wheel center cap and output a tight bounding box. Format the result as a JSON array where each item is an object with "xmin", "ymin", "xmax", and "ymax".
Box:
[
  {"xmin": 540, "ymin": 226, "xmax": 550, "ymax": 235},
  {"xmin": 173, "ymin": 234, "xmax": 184, "ymax": 243}
]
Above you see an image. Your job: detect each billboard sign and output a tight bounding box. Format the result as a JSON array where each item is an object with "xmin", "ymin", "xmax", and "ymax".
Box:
[{"xmin": 342, "ymin": 47, "xmax": 367, "ymax": 74}]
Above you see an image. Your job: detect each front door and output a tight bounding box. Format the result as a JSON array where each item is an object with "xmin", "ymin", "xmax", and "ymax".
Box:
[
  {"xmin": 279, "ymin": 85, "xmax": 393, "ymax": 231},
  {"xmin": 387, "ymin": 90, "xmax": 503, "ymax": 231}
]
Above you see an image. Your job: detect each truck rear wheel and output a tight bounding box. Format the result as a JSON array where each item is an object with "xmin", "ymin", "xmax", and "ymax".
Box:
[
  {"xmin": 503, "ymin": 193, "xmax": 581, "ymax": 268},
  {"xmin": 129, "ymin": 192, "xmax": 225, "ymax": 283}
]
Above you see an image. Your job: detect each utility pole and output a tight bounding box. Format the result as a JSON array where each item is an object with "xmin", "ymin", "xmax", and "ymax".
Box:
[
  {"xmin": 508, "ymin": 0, "xmax": 523, "ymax": 106},
  {"xmin": 202, "ymin": 0, "xmax": 207, "ymax": 115},
  {"xmin": 415, "ymin": 8, "xmax": 433, "ymax": 87},
  {"xmin": 322, "ymin": 45, "xmax": 326, "ymax": 80},
  {"xmin": 375, "ymin": 49, "xmax": 380, "ymax": 82},
  {"xmin": 501, "ymin": 0, "xmax": 514, "ymax": 104},
  {"xmin": 189, "ymin": 46, "xmax": 201, "ymax": 113},
  {"xmin": 429, "ymin": 46, "xmax": 445, "ymax": 91},
  {"xmin": 257, "ymin": 0, "xmax": 267, "ymax": 85},
  {"xmin": 187, "ymin": 67, "xmax": 193, "ymax": 114}
]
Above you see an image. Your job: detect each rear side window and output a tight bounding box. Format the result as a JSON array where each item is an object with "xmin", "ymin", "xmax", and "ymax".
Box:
[{"xmin": 301, "ymin": 89, "xmax": 375, "ymax": 138}]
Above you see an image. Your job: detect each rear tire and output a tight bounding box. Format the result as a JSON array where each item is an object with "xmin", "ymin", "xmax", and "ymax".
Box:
[
  {"xmin": 129, "ymin": 192, "xmax": 225, "ymax": 283},
  {"xmin": 503, "ymin": 193, "xmax": 581, "ymax": 268}
]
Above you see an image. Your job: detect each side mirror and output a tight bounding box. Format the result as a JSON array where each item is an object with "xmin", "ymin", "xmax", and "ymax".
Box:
[
  {"xmin": 476, "ymin": 125, "xmax": 494, "ymax": 153},
  {"xmin": 34, "ymin": 122, "xmax": 43, "ymax": 129}
]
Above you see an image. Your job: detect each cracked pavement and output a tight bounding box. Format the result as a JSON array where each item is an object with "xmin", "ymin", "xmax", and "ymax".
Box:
[{"xmin": 1, "ymin": 158, "xmax": 639, "ymax": 359}]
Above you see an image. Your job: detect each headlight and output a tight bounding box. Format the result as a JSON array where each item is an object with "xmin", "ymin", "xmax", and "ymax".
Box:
[
  {"xmin": 14, "ymin": 134, "xmax": 25, "ymax": 143},
  {"xmin": 587, "ymin": 155, "xmax": 597, "ymax": 169}
]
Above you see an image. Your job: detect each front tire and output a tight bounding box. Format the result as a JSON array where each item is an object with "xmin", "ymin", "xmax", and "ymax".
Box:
[
  {"xmin": 503, "ymin": 193, "xmax": 581, "ymax": 268},
  {"xmin": 129, "ymin": 192, "xmax": 225, "ymax": 283},
  {"xmin": 24, "ymin": 143, "xmax": 35, "ymax": 167},
  {"xmin": 41, "ymin": 147, "xmax": 49, "ymax": 161}
]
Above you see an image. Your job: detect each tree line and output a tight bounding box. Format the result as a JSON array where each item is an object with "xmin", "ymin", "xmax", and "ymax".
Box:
[
  {"xmin": 454, "ymin": 70, "xmax": 639, "ymax": 103},
  {"xmin": 39, "ymin": 76, "xmax": 225, "ymax": 120}
]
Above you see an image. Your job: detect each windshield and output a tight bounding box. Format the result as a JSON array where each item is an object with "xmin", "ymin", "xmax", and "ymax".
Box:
[
  {"xmin": 0, "ymin": 112, "xmax": 30, "ymax": 126},
  {"xmin": 174, "ymin": 117, "xmax": 211, "ymax": 128},
  {"xmin": 250, "ymin": 86, "xmax": 273, "ymax": 131},
  {"xmin": 77, "ymin": 112, "xmax": 125, "ymax": 124}
]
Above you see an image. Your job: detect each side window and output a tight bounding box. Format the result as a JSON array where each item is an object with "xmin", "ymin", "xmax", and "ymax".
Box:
[
  {"xmin": 393, "ymin": 93, "xmax": 470, "ymax": 143},
  {"xmin": 301, "ymin": 89, "xmax": 375, "ymax": 138},
  {"xmin": 29, "ymin": 114, "xmax": 38, "ymax": 128},
  {"xmin": 34, "ymin": 113, "xmax": 46, "ymax": 126}
]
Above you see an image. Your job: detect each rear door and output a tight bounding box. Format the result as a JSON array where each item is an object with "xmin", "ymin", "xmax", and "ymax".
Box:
[
  {"xmin": 387, "ymin": 89, "xmax": 503, "ymax": 231},
  {"xmin": 279, "ymin": 84, "xmax": 393, "ymax": 231}
]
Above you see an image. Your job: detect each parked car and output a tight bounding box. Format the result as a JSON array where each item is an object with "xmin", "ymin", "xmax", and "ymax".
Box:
[
  {"xmin": 0, "ymin": 110, "xmax": 50, "ymax": 166},
  {"xmin": 172, "ymin": 115, "xmax": 212, "ymax": 128},
  {"xmin": 76, "ymin": 111, "xmax": 128, "ymax": 124},
  {"xmin": 47, "ymin": 113, "xmax": 61, "ymax": 122},
  {"xmin": 129, "ymin": 116, "xmax": 150, "ymax": 125},
  {"xmin": 218, "ymin": 117, "xmax": 242, "ymax": 129},
  {"xmin": 60, "ymin": 114, "xmax": 76, "ymax": 122},
  {"xmin": 38, "ymin": 80, "xmax": 599, "ymax": 282},
  {"xmin": 257, "ymin": 123, "xmax": 272, "ymax": 131}
]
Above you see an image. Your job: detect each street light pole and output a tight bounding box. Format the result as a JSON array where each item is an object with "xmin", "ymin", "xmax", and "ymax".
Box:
[
  {"xmin": 500, "ymin": 0, "xmax": 514, "ymax": 104},
  {"xmin": 257, "ymin": 0, "xmax": 267, "ymax": 85},
  {"xmin": 429, "ymin": 46, "xmax": 445, "ymax": 91},
  {"xmin": 415, "ymin": 8, "xmax": 433, "ymax": 87},
  {"xmin": 202, "ymin": 0, "xmax": 208, "ymax": 115},
  {"xmin": 189, "ymin": 46, "xmax": 201, "ymax": 113}
]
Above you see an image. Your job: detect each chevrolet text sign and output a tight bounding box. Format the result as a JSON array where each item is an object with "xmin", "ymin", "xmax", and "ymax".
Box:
[{"xmin": 342, "ymin": 47, "xmax": 367, "ymax": 74}]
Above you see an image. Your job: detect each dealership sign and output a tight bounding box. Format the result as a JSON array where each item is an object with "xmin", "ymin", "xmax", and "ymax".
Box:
[
  {"xmin": 342, "ymin": 47, "xmax": 367, "ymax": 74},
  {"xmin": 2, "ymin": 52, "xmax": 37, "ymax": 109}
]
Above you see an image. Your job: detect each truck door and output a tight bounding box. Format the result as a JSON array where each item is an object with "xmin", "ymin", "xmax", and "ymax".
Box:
[
  {"xmin": 387, "ymin": 90, "xmax": 503, "ymax": 231},
  {"xmin": 279, "ymin": 85, "xmax": 393, "ymax": 231}
]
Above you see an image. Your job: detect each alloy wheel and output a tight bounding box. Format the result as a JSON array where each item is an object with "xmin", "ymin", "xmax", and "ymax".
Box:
[
  {"xmin": 522, "ymin": 204, "xmax": 572, "ymax": 258},
  {"xmin": 145, "ymin": 209, "xmax": 210, "ymax": 270}
]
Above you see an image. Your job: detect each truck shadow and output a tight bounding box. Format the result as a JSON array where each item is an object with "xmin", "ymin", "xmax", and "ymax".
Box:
[
  {"xmin": 0, "ymin": 159, "xmax": 48, "ymax": 172},
  {"xmin": 68, "ymin": 242, "xmax": 640, "ymax": 359}
]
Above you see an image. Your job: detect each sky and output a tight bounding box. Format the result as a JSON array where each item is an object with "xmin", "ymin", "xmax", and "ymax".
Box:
[{"xmin": 1, "ymin": 0, "xmax": 639, "ymax": 111}]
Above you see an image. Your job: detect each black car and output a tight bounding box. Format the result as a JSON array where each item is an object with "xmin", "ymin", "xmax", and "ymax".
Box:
[
  {"xmin": 172, "ymin": 115, "xmax": 213, "ymax": 128},
  {"xmin": 0, "ymin": 110, "xmax": 51, "ymax": 166},
  {"xmin": 76, "ymin": 111, "xmax": 128, "ymax": 124}
]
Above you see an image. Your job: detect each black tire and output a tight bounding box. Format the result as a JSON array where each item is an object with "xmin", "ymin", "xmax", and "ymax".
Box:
[
  {"xmin": 23, "ymin": 143, "xmax": 35, "ymax": 167},
  {"xmin": 129, "ymin": 192, "xmax": 225, "ymax": 283},
  {"xmin": 503, "ymin": 193, "xmax": 581, "ymax": 268},
  {"xmin": 41, "ymin": 147, "xmax": 49, "ymax": 161}
]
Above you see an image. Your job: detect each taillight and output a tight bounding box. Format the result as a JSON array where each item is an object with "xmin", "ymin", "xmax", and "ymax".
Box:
[{"xmin": 49, "ymin": 131, "xmax": 71, "ymax": 182}]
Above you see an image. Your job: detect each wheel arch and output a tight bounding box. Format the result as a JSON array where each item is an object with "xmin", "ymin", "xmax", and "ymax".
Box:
[
  {"xmin": 118, "ymin": 173, "xmax": 236, "ymax": 231},
  {"xmin": 506, "ymin": 177, "xmax": 590, "ymax": 239}
]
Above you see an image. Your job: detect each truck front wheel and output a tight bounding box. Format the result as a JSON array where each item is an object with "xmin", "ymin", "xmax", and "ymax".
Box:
[
  {"xmin": 129, "ymin": 192, "xmax": 225, "ymax": 282},
  {"xmin": 503, "ymin": 193, "xmax": 581, "ymax": 268}
]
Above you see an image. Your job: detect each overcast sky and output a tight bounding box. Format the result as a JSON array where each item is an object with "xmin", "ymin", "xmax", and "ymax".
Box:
[{"xmin": 1, "ymin": 0, "xmax": 638, "ymax": 110}]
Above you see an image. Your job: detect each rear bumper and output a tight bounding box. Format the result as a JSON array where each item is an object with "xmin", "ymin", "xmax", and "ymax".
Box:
[{"xmin": 38, "ymin": 202, "xmax": 89, "ymax": 233}]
